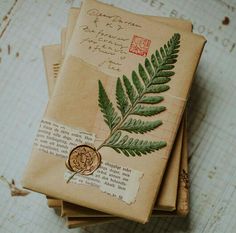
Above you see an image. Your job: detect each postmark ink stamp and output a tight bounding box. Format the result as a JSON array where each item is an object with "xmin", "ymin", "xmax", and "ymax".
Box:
[{"xmin": 129, "ymin": 35, "xmax": 151, "ymax": 57}]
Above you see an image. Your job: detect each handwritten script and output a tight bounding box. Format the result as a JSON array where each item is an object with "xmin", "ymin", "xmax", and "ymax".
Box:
[
  {"xmin": 87, "ymin": 9, "xmax": 141, "ymax": 29},
  {"xmin": 76, "ymin": 8, "xmax": 143, "ymax": 72}
]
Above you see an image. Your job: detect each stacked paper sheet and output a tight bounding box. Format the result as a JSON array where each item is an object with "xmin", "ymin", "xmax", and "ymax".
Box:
[{"xmin": 22, "ymin": 0, "xmax": 206, "ymax": 228}]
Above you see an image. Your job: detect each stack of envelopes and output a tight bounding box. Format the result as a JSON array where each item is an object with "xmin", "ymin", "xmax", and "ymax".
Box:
[{"xmin": 22, "ymin": 0, "xmax": 206, "ymax": 229}]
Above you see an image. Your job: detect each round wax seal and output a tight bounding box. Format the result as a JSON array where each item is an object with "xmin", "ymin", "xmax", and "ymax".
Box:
[{"xmin": 66, "ymin": 145, "xmax": 101, "ymax": 175}]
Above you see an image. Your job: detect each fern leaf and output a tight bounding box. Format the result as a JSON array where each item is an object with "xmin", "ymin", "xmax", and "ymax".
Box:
[
  {"xmin": 116, "ymin": 78, "xmax": 129, "ymax": 117},
  {"xmin": 132, "ymin": 71, "xmax": 144, "ymax": 94},
  {"xmin": 169, "ymin": 54, "xmax": 178, "ymax": 59},
  {"xmin": 152, "ymin": 77, "xmax": 170, "ymax": 84},
  {"xmin": 155, "ymin": 50, "xmax": 162, "ymax": 64},
  {"xmin": 105, "ymin": 134, "xmax": 167, "ymax": 157},
  {"xmin": 97, "ymin": 33, "xmax": 181, "ymax": 157},
  {"xmin": 98, "ymin": 80, "xmax": 120, "ymax": 130},
  {"xmin": 108, "ymin": 131, "xmax": 122, "ymax": 144},
  {"xmin": 157, "ymin": 71, "xmax": 175, "ymax": 77},
  {"xmin": 173, "ymin": 49, "xmax": 179, "ymax": 54},
  {"xmin": 154, "ymin": 33, "xmax": 180, "ymax": 67},
  {"xmin": 145, "ymin": 58, "xmax": 154, "ymax": 77},
  {"xmin": 131, "ymin": 105, "xmax": 166, "ymax": 116},
  {"xmin": 138, "ymin": 64, "xmax": 149, "ymax": 85},
  {"xmin": 164, "ymin": 44, "xmax": 168, "ymax": 54},
  {"xmin": 160, "ymin": 64, "xmax": 174, "ymax": 70},
  {"xmin": 160, "ymin": 47, "xmax": 166, "ymax": 59},
  {"xmin": 151, "ymin": 54, "xmax": 158, "ymax": 70},
  {"xmin": 166, "ymin": 59, "xmax": 177, "ymax": 64},
  {"xmin": 120, "ymin": 118, "xmax": 162, "ymax": 134},
  {"xmin": 123, "ymin": 75, "xmax": 137, "ymax": 105},
  {"xmin": 146, "ymin": 85, "xmax": 169, "ymax": 93},
  {"xmin": 139, "ymin": 96, "xmax": 164, "ymax": 104}
]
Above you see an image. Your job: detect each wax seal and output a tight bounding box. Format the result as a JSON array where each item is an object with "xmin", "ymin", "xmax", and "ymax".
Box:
[{"xmin": 66, "ymin": 145, "xmax": 101, "ymax": 175}]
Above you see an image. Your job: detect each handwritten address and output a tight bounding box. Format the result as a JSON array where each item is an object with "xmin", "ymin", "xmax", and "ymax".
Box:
[{"xmin": 76, "ymin": 8, "xmax": 144, "ymax": 73}]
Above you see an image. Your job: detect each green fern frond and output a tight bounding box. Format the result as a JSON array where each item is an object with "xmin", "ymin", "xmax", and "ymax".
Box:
[
  {"xmin": 107, "ymin": 131, "xmax": 122, "ymax": 145},
  {"xmin": 138, "ymin": 64, "xmax": 149, "ymax": 86},
  {"xmin": 105, "ymin": 132, "xmax": 167, "ymax": 157},
  {"xmin": 97, "ymin": 33, "xmax": 181, "ymax": 156},
  {"xmin": 98, "ymin": 80, "xmax": 120, "ymax": 130},
  {"xmin": 160, "ymin": 47, "xmax": 166, "ymax": 59},
  {"xmin": 116, "ymin": 78, "xmax": 130, "ymax": 117},
  {"xmin": 131, "ymin": 105, "xmax": 166, "ymax": 116},
  {"xmin": 152, "ymin": 77, "xmax": 170, "ymax": 84},
  {"xmin": 145, "ymin": 58, "xmax": 154, "ymax": 77},
  {"xmin": 120, "ymin": 118, "xmax": 162, "ymax": 134},
  {"xmin": 139, "ymin": 96, "xmax": 164, "ymax": 104},
  {"xmin": 160, "ymin": 64, "xmax": 174, "ymax": 70},
  {"xmin": 157, "ymin": 71, "xmax": 175, "ymax": 77},
  {"xmin": 151, "ymin": 54, "xmax": 158, "ymax": 69},
  {"xmin": 146, "ymin": 85, "xmax": 169, "ymax": 93},
  {"xmin": 132, "ymin": 71, "xmax": 144, "ymax": 94},
  {"xmin": 123, "ymin": 75, "xmax": 137, "ymax": 105},
  {"xmin": 155, "ymin": 50, "xmax": 162, "ymax": 64}
]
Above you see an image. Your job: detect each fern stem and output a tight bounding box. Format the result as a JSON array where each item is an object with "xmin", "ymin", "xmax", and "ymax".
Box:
[
  {"xmin": 97, "ymin": 132, "xmax": 113, "ymax": 151},
  {"xmin": 66, "ymin": 172, "xmax": 77, "ymax": 183}
]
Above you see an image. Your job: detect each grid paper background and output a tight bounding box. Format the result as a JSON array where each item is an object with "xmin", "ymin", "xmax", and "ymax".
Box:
[{"xmin": 0, "ymin": 0, "xmax": 236, "ymax": 232}]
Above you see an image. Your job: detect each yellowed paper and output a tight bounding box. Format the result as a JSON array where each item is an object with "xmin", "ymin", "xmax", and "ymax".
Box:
[
  {"xmin": 40, "ymin": 4, "xmax": 190, "ymax": 228},
  {"xmin": 45, "ymin": 6, "xmax": 191, "ymax": 215},
  {"xmin": 66, "ymin": 217, "xmax": 119, "ymax": 229},
  {"xmin": 60, "ymin": 120, "xmax": 189, "ymax": 222},
  {"xmin": 35, "ymin": 119, "xmax": 95, "ymax": 158},
  {"xmin": 65, "ymin": 161, "xmax": 143, "ymax": 204},
  {"xmin": 176, "ymin": 118, "xmax": 189, "ymax": 216},
  {"xmin": 37, "ymin": 118, "xmax": 143, "ymax": 203},
  {"xmin": 155, "ymin": 121, "xmax": 183, "ymax": 211},
  {"xmin": 23, "ymin": 0, "xmax": 205, "ymax": 223},
  {"xmin": 46, "ymin": 196, "xmax": 62, "ymax": 208},
  {"xmin": 42, "ymin": 45, "xmax": 61, "ymax": 97},
  {"xmin": 64, "ymin": 8, "xmax": 192, "ymax": 53}
]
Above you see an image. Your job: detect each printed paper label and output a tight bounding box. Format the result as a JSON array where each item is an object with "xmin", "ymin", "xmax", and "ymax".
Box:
[{"xmin": 34, "ymin": 119, "xmax": 95, "ymax": 158}]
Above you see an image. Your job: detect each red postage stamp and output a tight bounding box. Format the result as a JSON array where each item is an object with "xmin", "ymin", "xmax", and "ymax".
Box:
[{"xmin": 129, "ymin": 35, "xmax": 151, "ymax": 57}]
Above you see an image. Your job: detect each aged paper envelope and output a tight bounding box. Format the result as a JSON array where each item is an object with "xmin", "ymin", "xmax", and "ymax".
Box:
[
  {"xmin": 23, "ymin": 0, "xmax": 205, "ymax": 223},
  {"xmin": 42, "ymin": 45, "xmax": 61, "ymax": 98},
  {"xmin": 62, "ymin": 119, "xmax": 188, "ymax": 228},
  {"xmin": 43, "ymin": 42, "xmax": 186, "ymax": 220},
  {"xmin": 45, "ymin": 6, "xmax": 190, "ymax": 227},
  {"xmin": 58, "ymin": 123, "xmax": 188, "ymax": 229},
  {"xmin": 66, "ymin": 217, "xmax": 119, "ymax": 229},
  {"xmin": 49, "ymin": 7, "xmax": 191, "ymax": 213},
  {"xmin": 61, "ymin": 120, "xmax": 188, "ymax": 218},
  {"xmin": 46, "ymin": 196, "xmax": 61, "ymax": 208},
  {"xmin": 64, "ymin": 7, "xmax": 192, "ymax": 54}
]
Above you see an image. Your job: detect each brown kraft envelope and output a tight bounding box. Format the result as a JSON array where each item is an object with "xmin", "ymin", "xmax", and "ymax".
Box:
[
  {"xmin": 22, "ymin": 0, "xmax": 205, "ymax": 223},
  {"xmin": 44, "ymin": 45, "xmax": 188, "ymax": 225},
  {"xmin": 64, "ymin": 7, "xmax": 192, "ymax": 53},
  {"xmin": 43, "ymin": 42, "xmax": 187, "ymax": 224},
  {"xmin": 45, "ymin": 6, "xmax": 189, "ymax": 217},
  {"xmin": 44, "ymin": 6, "xmax": 191, "ymax": 214},
  {"xmin": 66, "ymin": 217, "xmax": 120, "ymax": 229},
  {"xmin": 62, "ymin": 120, "xmax": 188, "ymax": 228},
  {"xmin": 65, "ymin": 123, "xmax": 188, "ymax": 228}
]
